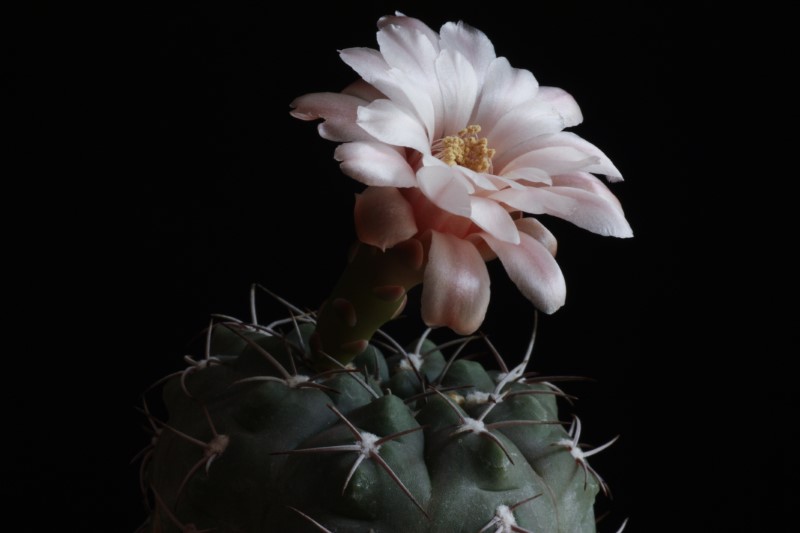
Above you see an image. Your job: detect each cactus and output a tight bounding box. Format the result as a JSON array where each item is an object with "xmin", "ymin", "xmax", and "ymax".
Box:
[
  {"xmin": 134, "ymin": 13, "xmax": 631, "ymax": 532},
  {"xmin": 136, "ymin": 286, "xmax": 617, "ymax": 532}
]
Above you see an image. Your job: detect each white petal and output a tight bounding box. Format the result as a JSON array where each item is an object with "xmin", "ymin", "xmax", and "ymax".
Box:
[
  {"xmin": 417, "ymin": 165, "xmax": 471, "ymax": 217},
  {"xmin": 376, "ymin": 21, "xmax": 444, "ymax": 137},
  {"xmin": 481, "ymin": 232, "xmax": 566, "ymax": 314},
  {"xmin": 435, "ymin": 49, "xmax": 479, "ymax": 136},
  {"xmin": 334, "ymin": 142, "xmax": 417, "ymax": 187},
  {"xmin": 514, "ymin": 218, "xmax": 557, "ymax": 256},
  {"xmin": 551, "ymin": 172, "xmax": 623, "ymax": 211},
  {"xmin": 537, "ymin": 86, "xmax": 583, "ymax": 128},
  {"xmin": 354, "ymin": 187, "xmax": 418, "ymax": 250},
  {"xmin": 472, "ymin": 57, "xmax": 539, "ymax": 129},
  {"xmin": 289, "ymin": 92, "xmax": 374, "ymax": 142},
  {"xmin": 377, "ymin": 20, "xmax": 439, "ymax": 81},
  {"xmin": 340, "ymin": 47, "xmax": 436, "ymax": 139},
  {"xmin": 469, "ymin": 197, "xmax": 520, "ymax": 244},
  {"xmin": 500, "ymin": 167, "xmax": 552, "ymax": 185},
  {"xmin": 502, "ymin": 146, "xmax": 600, "ymax": 176},
  {"xmin": 339, "ymin": 47, "xmax": 392, "ymax": 86},
  {"xmin": 499, "ymin": 132, "xmax": 623, "ymax": 180},
  {"xmin": 490, "ymin": 186, "xmax": 633, "ymax": 238},
  {"xmin": 356, "ymin": 99, "xmax": 431, "ymax": 153},
  {"xmin": 378, "ymin": 14, "xmax": 440, "ymax": 51},
  {"xmin": 422, "ymin": 231, "xmax": 490, "ymax": 334},
  {"xmin": 438, "ymin": 21, "xmax": 496, "ymax": 85},
  {"xmin": 488, "ymin": 174, "xmax": 529, "ymax": 190},
  {"xmin": 482, "ymin": 98, "xmax": 565, "ymax": 157}
]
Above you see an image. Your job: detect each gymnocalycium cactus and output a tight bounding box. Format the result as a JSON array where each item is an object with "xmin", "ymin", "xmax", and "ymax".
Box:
[{"xmin": 135, "ymin": 13, "xmax": 631, "ymax": 532}]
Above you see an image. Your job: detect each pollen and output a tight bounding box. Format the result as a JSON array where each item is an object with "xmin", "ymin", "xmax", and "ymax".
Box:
[{"xmin": 436, "ymin": 125, "xmax": 495, "ymax": 173}]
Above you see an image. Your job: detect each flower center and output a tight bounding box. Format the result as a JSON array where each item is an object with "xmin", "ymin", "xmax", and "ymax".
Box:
[{"xmin": 435, "ymin": 125, "xmax": 495, "ymax": 173}]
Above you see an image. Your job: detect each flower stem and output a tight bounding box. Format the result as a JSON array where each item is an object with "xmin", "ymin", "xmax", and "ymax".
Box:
[{"xmin": 311, "ymin": 240, "xmax": 425, "ymax": 369}]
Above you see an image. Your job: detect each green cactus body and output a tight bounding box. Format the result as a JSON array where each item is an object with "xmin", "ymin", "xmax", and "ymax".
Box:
[{"xmin": 139, "ymin": 315, "xmax": 608, "ymax": 533}]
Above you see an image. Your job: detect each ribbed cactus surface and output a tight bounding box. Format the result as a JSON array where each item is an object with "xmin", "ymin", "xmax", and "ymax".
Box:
[{"xmin": 137, "ymin": 306, "xmax": 614, "ymax": 533}]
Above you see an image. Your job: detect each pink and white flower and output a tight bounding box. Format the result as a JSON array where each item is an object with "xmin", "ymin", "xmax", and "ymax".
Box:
[{"xmin": 292, "ymin": 14, "xmax": 632, "ymax": 334}]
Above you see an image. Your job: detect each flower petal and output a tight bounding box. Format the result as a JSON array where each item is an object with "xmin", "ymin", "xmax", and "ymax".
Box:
[
  {"xmin": 551, "ymin": 171, "xmax": 623, "ymax": 211},
  {"xmin": 340, "ymin": 47, "xmax": 436, "ymax": 139},
  {"xmin": 438, "ymin": 20, "xmax": 496, "ymax": 85},
  {"xmin": 335, "ymin": 141, "xmax": 417, "ymax": 187},
  {"xmin": 341, "ymin": 79, "xmax": 385, "ymax": 101},
  {"xmin": 378, "ymin": 14, "xmax": 440, "ymax": 51},
  {"xmin": 435, "ymin": 48, "xmax": 479, "ymax": 136},
  {"xmin": 482, "ymin": 98, "xmax": 565, "ymax": 157},
  {"xmin": 354, "ymin": 187, "xmax": 418, "ymax": 250},
  {"xmin": 481, "ymin": 232, "xmax": 566, "ymax": 314},
  {"xmin": 537, "ymin": 86, "xmax": 583, "ymax": 128},
  {"xmin": 514, "ymin": 217, "xmax": 557, "ymax": 256},
  {"xmin": 502, "ymin": 146, "xmax": 600, "ymax": 176},
  {"xmin": 500, "ymin": 167, "xmax": 552, "ymax": 185},
  {"xmin": 547, "ymin": 186, "xmax": 632, "ymax": 237},
  {"xmin": 356, "ymin": 99, "xmax": 431, "ymax": 153},
  {"xmin": 490, "ymin": 186, "xmax": 633, "ymax": 238},
  {"xmin": 472, "ymin": 57, "xmax": 539, "ymax": 129},
  {"xmin": 289, "ymin": 92, "xmax": 374, "ymax": 142},
  {"xmin": 469, "ymin": 196, "xmax": 520, "ymax": 244},
  {"xmin": 376, "ymin": 19, "xmax": 444, "ymax": 137},
  {"xmin": 417, "ymin": 165, "xmax": 471, "ymax": 217},
  {"xmin": 496, "ymin": 132, "xmax": 623, "ymax": 181},
  {"xmin": 456, "ymin": 165, "xmax": 498, "ymax": 191},
  {"xmin": 377, "ymin": 19, "xmax": 439, "ymax": 82},
  {"xmin": 422, "ymin": 231, "xmax": 490, "ymax": 334}
]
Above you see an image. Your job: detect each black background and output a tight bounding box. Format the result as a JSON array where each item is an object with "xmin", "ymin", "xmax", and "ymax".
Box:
[{"xmin": 10, "ymin": 2, "xmax": 789, "ymax": 531}]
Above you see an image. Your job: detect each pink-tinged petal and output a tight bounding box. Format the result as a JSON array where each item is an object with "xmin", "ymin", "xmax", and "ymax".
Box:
[
  {"xmin": 500, "ymin": 167, "xmax": 552, "ymax": 185},
  {"xmin": 472, "ymin": 57, "xmax": 539, "ymax": 129},
  {"xmin": 515, "ymin": 217, "xmax": 557, "ymax": 256},
  {"xmin": 547, "ymin": 186, "xmax": 632, "ymax": 237},
  {"xmin": 435, "ymin": 49, "xmax": 479, "ymax": 136},
  {"xmin": 341, "ymin": 79, "xmax": 385, "ymax": 101},
  {"xmin": 356, "ymin": 99, "xmax": 431, "ymax": 153},
  {"xmin": 482, "ymin": 98, "xmax": 565, "ymax": 157},
  {"xmin": 469, "ymin": 196, "xmax": 520, "ymax": 244},
  {"xmin": 456, "ymin": 165, "xmax": 498, "ymax": 191},
  {"xmin": 335, "ymin": 141, "xmax": 417, "ymax": 187},
  {"xmin": 492, "ymin": 131, "xmax": 622, "ymax": 179},
  {"xmin": 417, "ymin": 165, "xmax": 471, "ymax": 216},
  {"xmin": 422, "ymin": 155, "xmax": 476, "ymax": 193},
  {"xmin": 488, "ymin": 174, "xmax": 528, "ymax": 190},
  {"xmin": 481, "ymin": 232, "xmax": 566, "ymax": 314},
  {"xmin": 354, "ymin": 187, "xmax": 418, "ymax": 251},
  {"xmin": 340, "ymin": 48, "xmax": 436, "ymax": 138},
  {"xmin": 525, "ymin": 132, "xmax": 623, "ymax": 180},
  {"xmin": 537, "ymin": 86, "xmax": 583, "ymax": 128},
  {"xmin": 422, "ymin": 231, "xmax": 490, "ymax": 334},
  {"xmin": 502, "ymin": 146, "xmax": 600, "ymax": 176},
  {"xmin": 465, "ymin": 233, "xmax": 496, "ymax": 261},
  {"xmin": 378, "ymin": 14, "xmax": 440, "ymax": 51},
  {"xmin": 490, "ymin": 186, "xmax": 633, "ymax": 238},
  {"xmin": 289, "ymin": 92, "xmax": 374, "ymax": 142},
  {"xmin": 438, "ymin": 20, "xmax": 496, "ymax": 84},
  {"xmin": 551, "ymin": 172, "xmax": 623, "ymax": 211}
]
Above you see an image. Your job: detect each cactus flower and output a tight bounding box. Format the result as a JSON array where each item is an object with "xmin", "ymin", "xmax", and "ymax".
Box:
[{"xmin": 292, "ymin": 14, "xmax": 632, "ymax": 334}]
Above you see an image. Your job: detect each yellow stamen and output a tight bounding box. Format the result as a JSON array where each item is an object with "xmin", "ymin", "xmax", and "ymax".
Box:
[{"xmin": 436, "ymin": 125, "xmax": 496, "ymax": 173}]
